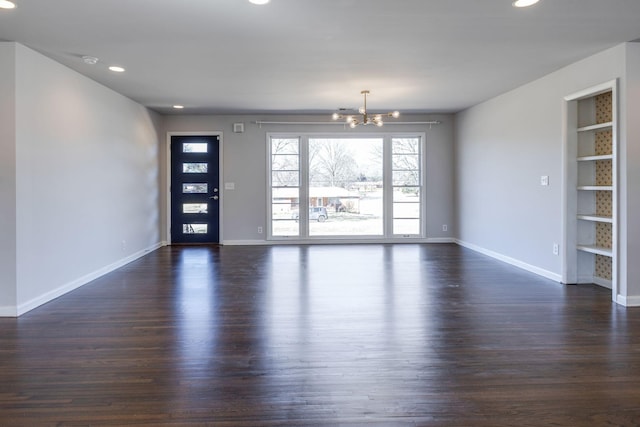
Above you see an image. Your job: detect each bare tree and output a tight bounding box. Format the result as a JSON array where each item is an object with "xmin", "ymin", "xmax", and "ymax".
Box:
[
  {"xmin": 309, "ymin": 139, "xmax": 357, "ymax": 187},
  {"xmin": 392, "ymin": 138, "xmax": 421, "ymax": 192},
  {"xmin": 391, "ymin": 138, "xmax": 421, "ymax": 194},
  {"xmin": 271, "ymin": 138, "xmax": 299, "ymax": 187}
]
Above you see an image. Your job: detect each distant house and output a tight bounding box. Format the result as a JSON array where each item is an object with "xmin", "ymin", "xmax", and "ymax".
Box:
[
  {"xmin": 272, "ymin": 186, "xmax": 361, "ymax": 213},
  {"xmin": 349, "ymin": 181, "xmax": 382, "ymax": 193}
]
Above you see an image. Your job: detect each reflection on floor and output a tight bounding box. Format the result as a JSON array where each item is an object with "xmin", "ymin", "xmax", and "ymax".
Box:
[{"xmin": 1, "ymin": 243, "xmax": 636, "ymax": 426}]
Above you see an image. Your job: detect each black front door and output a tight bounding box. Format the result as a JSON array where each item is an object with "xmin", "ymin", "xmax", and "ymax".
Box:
[{"xmin": 170, "ymin": 135, "xmax": 220, "ymax": 244}]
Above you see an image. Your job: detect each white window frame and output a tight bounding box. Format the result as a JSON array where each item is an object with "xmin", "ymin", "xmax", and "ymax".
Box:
[{"xmin": 267, "ymin": 132, "xmax": 426, "ymax": 242}]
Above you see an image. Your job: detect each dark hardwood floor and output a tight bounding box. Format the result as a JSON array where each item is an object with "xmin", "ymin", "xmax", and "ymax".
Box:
[{"xmin": 1, "ymin": 243, "xmax": 640, "ymax": 426}]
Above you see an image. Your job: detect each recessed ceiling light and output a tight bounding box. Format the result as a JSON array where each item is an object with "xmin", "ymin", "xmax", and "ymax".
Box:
[
  {"xmin": 513, "ymin": 0, "xmax": 540, "ymax": 7},
  {"xmin": 0, "ymin": 1, "xmax": 16, "ymax": 9},
  {"xmin": 173, "ymin": 105, "xmax": 185, "ymax": 109},
  {"xmin": 108, "ymin": 66, "xmax": 125, "ymax": 73},
  {"xmin": 249, "ymin": 0, "xmax": 270, "ymax": 5}
]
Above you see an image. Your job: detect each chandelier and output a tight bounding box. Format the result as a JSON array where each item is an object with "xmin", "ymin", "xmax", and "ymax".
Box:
[{"xmin": 331, "ymin": 90, "xmax": 400, "ymax": 128}]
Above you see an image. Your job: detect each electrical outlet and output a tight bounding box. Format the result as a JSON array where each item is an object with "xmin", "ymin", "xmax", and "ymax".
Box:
[
  {"xmin": 553, "ymin": 243, "xmax": 559, "ymax": 255},
  {"xmin": 442, "ymin": 224, "xmax": 448, "ymax": 232},
  {"xmin": 257, "ymin": 226, "xmax": 263, "ymax": 234},
  {"xmin": 121, "ymin": 240, "xmax": 126, "ymax": 251}
]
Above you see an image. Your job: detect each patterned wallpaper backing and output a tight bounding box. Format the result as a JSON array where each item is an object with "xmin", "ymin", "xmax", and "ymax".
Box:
[
  {"xmin": 595, "ymin": 160, "xmax": 612, "ymax": 186},
  {"xmin": 595, "ymin": 191, "xmax": 612, "ymax": 217},
  {"xmin": 595, "ymin": 130, "xmax": 613, "ymax": 155},
  {"xmin": 594, "ymin": 91, "xmax": 613, "ymax": 281},
  {"xmin": 595, "ymin": 255, "xmax": 612, "ymax": 281},
  {"xmin": 595, "ymin": 92, "xmax": 613, "ymax": 124}
]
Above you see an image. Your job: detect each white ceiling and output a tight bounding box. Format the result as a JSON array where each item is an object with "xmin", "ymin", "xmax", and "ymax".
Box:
[{"xmin": 1, "ymin": 0, "xmax": 640, "ymax": 115}]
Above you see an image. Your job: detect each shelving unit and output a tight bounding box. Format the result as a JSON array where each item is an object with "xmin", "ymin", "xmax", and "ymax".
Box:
[{"xmin": 564, "ymin": 81, "xmax": 617, "ymax": 296}]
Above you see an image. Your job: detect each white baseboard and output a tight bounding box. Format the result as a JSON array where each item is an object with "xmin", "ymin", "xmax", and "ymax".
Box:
[
  {"xmin": 0, "ymin": 306, "xmax": 17, "ymax": 317},
  {"xmin": 616, "ymin": 295, "xmax": 640, "ymax": 307},
  {"xmin": 455, "ymin": 239, "xmax": 562, "ymax": 282},
  {"xmin": 223, "ymin": 237, "xmax": 455, "ymax": 246},
  {"xmin": 593, "ymin": 277, "xmax": 612, "ymax": 289},
  {"xmin": 426, "ymin": 237, "xmax": 456, "ymax": 243},
  {"xmin": 15, "ymin": 242, "xmax": 164, "ymax": 317},
  {"xmin": 577, "ymin": 274, "xmax": 595, "ymax": 284},
  {"xmin": 222, "ymin": 239, "xmax": 268, "ymax": 246}
]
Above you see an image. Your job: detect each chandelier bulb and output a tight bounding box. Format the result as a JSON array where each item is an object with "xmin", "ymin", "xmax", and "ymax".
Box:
[{"xmin": 331, "ymin": 91, "xmax": 399, "ymax": 128}]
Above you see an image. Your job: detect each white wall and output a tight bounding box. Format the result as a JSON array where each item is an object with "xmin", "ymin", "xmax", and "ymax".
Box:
[
  {"xmin": 621, "ymin": 43, "xmax": 640, "ymax": 302},
  {"xmin": 0, "ymin": 44, "xmax": 17, "ymax": 315},
  {"xmin": 162, "ymin": 114, "xmax": 455, "ymax": 244},
  {"xmin": 455, "ymin": 44, "xmax": 633, "ymax": 287},
  {"xmin": 10, "ymin": 44, "xmax": 163, "ymax": 314}
]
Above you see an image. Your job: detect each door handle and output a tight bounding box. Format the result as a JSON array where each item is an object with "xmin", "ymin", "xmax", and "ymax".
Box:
[{"xmin": 210, "ymin": 195, "xmax": 219, "ymax": 200}]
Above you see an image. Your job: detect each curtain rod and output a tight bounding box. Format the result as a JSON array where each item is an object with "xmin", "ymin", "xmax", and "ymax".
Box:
[{"xmin": 253, "ymin": 120, "xmax": 442, "ymax": 128}]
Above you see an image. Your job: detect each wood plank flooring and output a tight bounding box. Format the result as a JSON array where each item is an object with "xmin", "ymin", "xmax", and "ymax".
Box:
[{"xmin": 1, "ymin": 243, "xmax": 640, "ymax": 426}]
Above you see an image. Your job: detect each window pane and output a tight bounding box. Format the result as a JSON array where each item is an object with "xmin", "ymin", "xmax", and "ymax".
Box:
[
  {"xmin": 393, "ymin": 171, "xmax": 419, "ymax": 186},
  {"xmin": 183, "ymin": 224, "xmax": 208, "ymax": 234},
  {"xmin": 392, "ymin": 154, "xmax": 419, "ymax": 170},
  {"xmin": 394, "ymin": 187, "xmax": 421, "ymax": 199},
  {"xmin": 183, "ymin": 163, "xmax": 208, "ymax": 173},
  {"xmin": 183, "ymin": 203, "xmax": 208, "ymax": 214},
  {"xmin": 270, "ymin": 137, "xmax": 300, "ymax": 237},
  {"xmin": 309, "ymin": 138, "xmax": 383, "ymax": 236},
  {"xmin": 393, "ymin": 189, "xmax": 421, "ymax": 232},
  {"xmin": 393, "ymin": 219, "xmax": 420, "ymax": 235},
  {"xmin": 182, "ymin": 183, "xmax": 208, "ymax": 194},
  {"xmin": 392, "ymin": 139, "xmax": 419, "ymax": 154},
  {"xmin": 392, "ymin": 137, "xmax": 422, "ymax": 237},
  {"xmin": 272, "ymin": 219, "xmax": 299, "ymax": 237},
  {"xmin": 272, "ymin": 188, "xmax": 299, "ymax": 205},
  {"xmin": 272, "ymin": 154, "xmax": 299, "ymax": 171},
  {"xmin": 272, "ymin": 171, "xmax": 299, "ymax": 187},
  {"xmin": 271, "ymin": 139, "xmax": 299, "ymax": 155},
  {"xmin": 393, "ymin": 202, "xmax": 420, "ymax": 219},
  {"xmin": 272, "ymin": 186, "xmax": 299, "ymax": 234},
  {"xmin": 183, "ymin": 143, "xmax": 208, "ymax": 153}
]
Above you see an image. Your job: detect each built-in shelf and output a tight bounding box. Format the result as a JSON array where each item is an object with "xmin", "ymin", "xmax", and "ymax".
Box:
[
  {"xmin": 577, "ymin": 245, "xmax": 613, "ymax": 257},
  {"xmin": 577, "ymin": 214, "xmax": 613, "ymax": 223},
  {"xmin": 577, "ymin": 185, "xmax": 613, "ymax": 191},
  {"xmin": 565, "ymin": 83, "xmax": 617, "ymax": 293},
  {"xmin": 577, "ymin": 154, "xmax": 613, "ymax": 161},
  {"xmin": 577, "ymin": 121, "xmax": 613, "ymax": 132}
]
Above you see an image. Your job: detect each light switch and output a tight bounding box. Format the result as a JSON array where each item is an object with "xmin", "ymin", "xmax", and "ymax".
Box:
[
  {"xmin": 540, "ymin": 175, "xmax": 549, "ymax": 186},
  {"xmin": 225, "ymin": 182, "xmax": 235, "ymax": 190}
]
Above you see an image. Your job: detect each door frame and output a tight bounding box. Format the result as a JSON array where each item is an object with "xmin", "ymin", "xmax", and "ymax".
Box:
[{"xmin": 166, "ymin": 131, "xmax": 224, "ymax": 245}]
